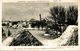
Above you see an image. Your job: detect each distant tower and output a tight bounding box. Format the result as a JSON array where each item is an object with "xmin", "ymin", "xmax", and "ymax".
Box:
[{"xmin": 39, "ymin": 14, "xmax": 41, "ymax": 21}]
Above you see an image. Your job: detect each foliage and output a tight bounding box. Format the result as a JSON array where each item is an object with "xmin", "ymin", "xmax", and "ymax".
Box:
[
  {"xmin": 30, "ymin": 18, "xmax": 47, "ymax": 30},
  {"xmin": 67, "ymin": 6, "xmax": 78, "ymax": 25},
  {"xmin": 49, "ymin": 6, "xmax": 66, "ymax": 33},
  {"xmin": 8, "ymin": 29, "xmax": 11, "ymax": 36},
  {"xmin": 9, "ymin": 30, "xmax": 43, "ymax": 46},
  {"xmin": 48, "ymin": 6, "xmax": 78, "ymax": 33}
]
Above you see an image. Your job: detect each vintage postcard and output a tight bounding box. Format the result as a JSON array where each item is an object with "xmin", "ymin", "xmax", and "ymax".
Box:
[{"xmin": 0, "ymin": 0, "xmax": 80, "ymax": 51}]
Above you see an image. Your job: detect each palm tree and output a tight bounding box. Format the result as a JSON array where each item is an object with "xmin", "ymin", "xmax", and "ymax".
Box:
[
  {"xmin": 67, "ymin": 6, "xmax": 78, "ymax": 25},
  {"xmin": 50, "ymin": 6, "xmax": 66, "ymax": 33}
]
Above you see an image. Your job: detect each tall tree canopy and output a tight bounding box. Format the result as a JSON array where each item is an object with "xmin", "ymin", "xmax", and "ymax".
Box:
[
  {"xmin": 49, "ymin": 6, "xmax": 66, "ymax": 32},
  {"xmin": 50, "ymin": 6, "xmax": 66, "ymax": 24},
  {"xmin": 67, "ymin": 6, "xmax": 78, "ymax": 25}
]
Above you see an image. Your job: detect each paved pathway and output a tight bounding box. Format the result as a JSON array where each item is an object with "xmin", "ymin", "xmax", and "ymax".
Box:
[{"xmin": 29, "ymin": 30, "xmax": 56, "ymax": 46}]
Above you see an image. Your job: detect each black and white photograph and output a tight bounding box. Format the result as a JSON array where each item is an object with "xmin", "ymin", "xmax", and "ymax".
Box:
[{"xmin": 2, "ymin": 1, "xmax": 78, "ymax": 46}]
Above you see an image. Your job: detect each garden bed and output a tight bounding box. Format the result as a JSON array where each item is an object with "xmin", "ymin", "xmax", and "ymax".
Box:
[{"xmin": 9, "ymin": 30, "xmax": 43, "ymax": 46}]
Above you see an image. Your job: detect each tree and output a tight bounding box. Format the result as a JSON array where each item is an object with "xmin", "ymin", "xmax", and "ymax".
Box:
[
  {"xmin": 36, "ymin": 21, "xmax": 40, "ymax": 30},
  {"xmin": 2, "ymin": 28, "xmax": 6, "ymax": 37},
  {"xmin": 8, "ymin": 29, "xmax": 11, "ymax": 36},
  {"xmin": 40, "ymin": 19, "xmax": 47, "ymax": 30},
  {"xmin": 50, "ymin": 6, "xmax": 66, "ymax": 33},
  {"xmin": 67, "ymin": 6, "xmax": 78, "ymax": 25},
  {"xmin": 2, "ymin": 28, "xmax": 4, "ymax": 33},
  {"xmin": 29, "ymin": 18, "xmax": 36, "ymax": 23},
  {"xmin": 29, "ymin": 18, "xmax": 36, "ymax": 28},
  {"xmin": 31, "ymin": 22, "xmax": 36, "ymax": 28}
]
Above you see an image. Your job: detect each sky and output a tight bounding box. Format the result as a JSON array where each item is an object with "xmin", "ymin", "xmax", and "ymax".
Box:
[{"xmin": 2, "ymin": 2, "xmax": 77, "ymax": 21}]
